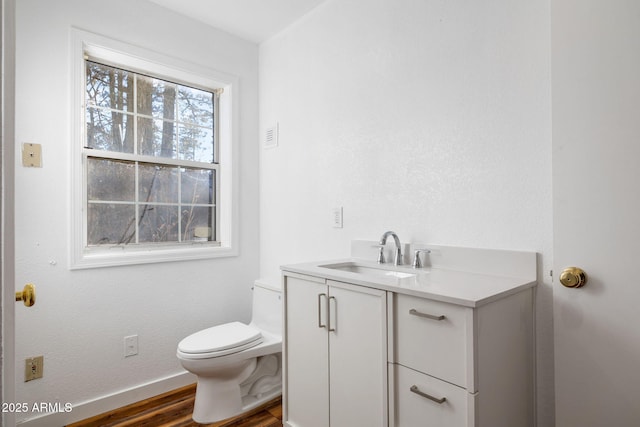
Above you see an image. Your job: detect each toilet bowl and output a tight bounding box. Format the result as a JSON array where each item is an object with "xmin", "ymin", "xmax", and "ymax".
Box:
[{"xmin": 176, "ymin": 281, "xmax": 282, "ymax": 423}]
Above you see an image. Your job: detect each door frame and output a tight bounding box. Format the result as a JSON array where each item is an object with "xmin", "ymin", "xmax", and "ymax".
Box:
[{"xmin": 1, "ymin": 0, "xmax": 17, "ymax": 426}]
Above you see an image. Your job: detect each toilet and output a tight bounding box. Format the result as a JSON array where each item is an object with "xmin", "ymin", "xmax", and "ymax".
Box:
[{"xmin": 177, "ymin": 280, "xmax": 282, "ymax": 423}]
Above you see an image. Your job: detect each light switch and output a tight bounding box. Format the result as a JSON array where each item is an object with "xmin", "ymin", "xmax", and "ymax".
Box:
[{"xmin": 22, "ymin": 143, "xmax": 42, "ymax": 167}]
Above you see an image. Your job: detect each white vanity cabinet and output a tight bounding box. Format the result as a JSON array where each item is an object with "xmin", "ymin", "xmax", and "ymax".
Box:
[
  {"xmin": 282, "ymin": 245, "xmax": 536, "ymax": 427},
  {"xmin": 389, "ymin": 291, "xmax": 534, "ymax": 427},
  {"xmin": 283, "ymin": 273, "xmax": 388, "ymax": 427}
]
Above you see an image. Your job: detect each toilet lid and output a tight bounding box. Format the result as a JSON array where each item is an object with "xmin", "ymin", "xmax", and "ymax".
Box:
[{"xmin": 178, "ymin": 321, "xmax": 262, "ymax": 354}]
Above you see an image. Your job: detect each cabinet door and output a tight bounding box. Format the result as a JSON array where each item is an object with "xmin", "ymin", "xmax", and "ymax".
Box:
[
  {"xmin": 284, "ymin": 275, "xmax": 329, "ymax": 427},
  {"xmin": 328, "ymin": 281, "xmax": 388, "ymax": 427}
]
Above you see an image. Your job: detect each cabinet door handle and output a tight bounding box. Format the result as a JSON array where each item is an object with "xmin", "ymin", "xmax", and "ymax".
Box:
[
  {"xmin": 328, "ymin": 296, "xmax": 337, "ymax": 332},
  {"xmin": 410, "ymin": 385, "xmax": 447, "ymax": 404},
  {"xmin": 409, "ymin": 308, "xmax": 445, "ymax": 321},
  {"xmin": 318, "ymin": 293, "xmax": 327, "ymax": 329}
]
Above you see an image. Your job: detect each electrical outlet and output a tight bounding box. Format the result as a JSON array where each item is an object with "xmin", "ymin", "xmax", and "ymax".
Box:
[
  {"xmin": 25, "ymin": 356, "xmax": 44, "ymax": 382},
  {"xmin": 124, "ymin": 335, "xmax": 138, "ymax": 357}
]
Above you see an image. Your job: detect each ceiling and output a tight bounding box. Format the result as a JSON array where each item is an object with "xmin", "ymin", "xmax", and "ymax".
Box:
[{"xmin": 149, "ymin": 0, "xmax": 328, "ymax": 44}]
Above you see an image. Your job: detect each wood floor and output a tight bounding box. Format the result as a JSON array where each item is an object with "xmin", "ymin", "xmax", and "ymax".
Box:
[{"xmin": 66, "ymin": 384, "xmax": 282, "ymax": 427}]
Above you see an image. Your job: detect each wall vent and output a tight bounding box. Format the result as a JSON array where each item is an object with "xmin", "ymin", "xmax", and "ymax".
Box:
[{"xmin": 264, "ymin": 124, "xmax": 278, "ymax": 149}]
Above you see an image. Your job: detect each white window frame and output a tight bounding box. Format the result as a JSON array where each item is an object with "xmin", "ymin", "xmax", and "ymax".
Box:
[{"xmin": 69, "ymin": 29, "xmax": 239, "ymax": 269}]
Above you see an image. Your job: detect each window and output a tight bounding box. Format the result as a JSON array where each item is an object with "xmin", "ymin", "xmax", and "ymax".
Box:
[
  {"xmin": 71, "ymin": 30, "xmax": 238, "ymax": 268},
  {"xmin": 85, "ymin": 61, "xmax": 219, "ymax": 246}
]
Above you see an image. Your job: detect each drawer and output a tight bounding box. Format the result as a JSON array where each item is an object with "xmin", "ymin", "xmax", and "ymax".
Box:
[
  {"xmin": 391, "ymin": 363, "xmax": 473, "ymax": 427},
  {"xmin": 394, "ymin": 294, "xmax": 471, "ymax": 388}
]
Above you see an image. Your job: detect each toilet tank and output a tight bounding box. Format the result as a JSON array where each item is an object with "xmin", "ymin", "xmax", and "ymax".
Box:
[{"xmin": 250, "ymin": 280, "xmax": 282, "ymax": 335}]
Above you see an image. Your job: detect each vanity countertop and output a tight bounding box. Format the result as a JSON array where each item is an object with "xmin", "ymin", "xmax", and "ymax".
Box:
[{"xmin": 281, "ymin": 258, "xmax": 536, "ymax": 308}]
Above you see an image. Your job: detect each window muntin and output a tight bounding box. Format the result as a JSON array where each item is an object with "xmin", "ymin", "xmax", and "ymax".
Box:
[{"xmin": 84, "ymin": 60, "xmax": 219, "ymax": 247}]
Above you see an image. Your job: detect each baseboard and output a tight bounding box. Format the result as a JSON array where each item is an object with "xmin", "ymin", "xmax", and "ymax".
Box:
[{"xmin": 17, "ymin": 371, "xmax": 196, "ymax": 427}]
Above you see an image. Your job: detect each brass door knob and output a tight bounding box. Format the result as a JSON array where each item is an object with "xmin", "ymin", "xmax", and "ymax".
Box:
[
  {"xmin": 16, "ymin": 283, "xmax": 36, "ymax": 307},
  {"xmin": 559, "ymin": 267, "xmax": 587, "ymax": 288}
]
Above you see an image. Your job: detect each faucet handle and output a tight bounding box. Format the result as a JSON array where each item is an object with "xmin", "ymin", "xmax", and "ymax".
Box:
[
  {"xmin": 412, "ymin": 249, "xmax": 431, "ymax": 268},
  {"xmin": 371, "ymin": 245, "xmax": 386, "ymax": 264}
]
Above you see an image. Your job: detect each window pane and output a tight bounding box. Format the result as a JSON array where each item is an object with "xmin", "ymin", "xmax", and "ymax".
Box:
[
  {"xmin": 139, "ymin": 163, "xmax": 179, "ymax": 203},
  {"xmin": 86, "ymin": 108, "xmax": 134, "ymax": 153},
  {"xmin": 87, "ymin": 158, "xmax": 135, "ymax": 201},
  {"xmin": 137, "ymin": 75, "xmax": 177, "ymax": 121},
  {"xmin": 181, "ymin": 168, "xmax": 213, "ymax": 204},
  {"xmin": 84, "ymin": 59, "xmax": 220, "ymax": 249},
  {"xmin": 138, "ymin": 205, "xmax": 179, "ymax": 243},
  {"xmin": 178, "ymin": 85, "xmax": 213, "ymax": 127},
  {"xmin": 182, "ymin": 206, "xmax": 214, "ymax": 241},
  {"xmin": 86, "ymin": 61, "xmax": 132, "ymax": 112},
  {"xmin": 87, "ymin": 203, "xmax": 135, "ymax": 245},
  {"xmin": 178, "ymin": 124, "xmax": 213, "ymax": 163},
  {"xmin": 138, "ymin": 117, "xmax": 177, "ymax": 158}
]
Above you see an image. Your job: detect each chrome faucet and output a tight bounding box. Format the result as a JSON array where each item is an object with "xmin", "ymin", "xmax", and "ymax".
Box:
[
  {"xmin": 378, "ymin": 231, "xmax": 403, "ymax": 265},
  {"xmin": 411, "ymin": 249, "xmax": 431, "ymax": 268}
]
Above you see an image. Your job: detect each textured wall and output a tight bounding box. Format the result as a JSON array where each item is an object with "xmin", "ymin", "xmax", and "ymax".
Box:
[
  {"xmin": 259, "ymin": 0, "xmax": 553, "ymax": 425},
  {"xmin": 14, "ymin": 0, "xmax": 259, "ymax": 423}
]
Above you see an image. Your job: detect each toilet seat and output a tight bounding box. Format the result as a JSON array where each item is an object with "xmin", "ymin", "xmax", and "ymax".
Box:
[{"xmin": 178, "ymin": 321, "xmax": 263, "ymax": 359}]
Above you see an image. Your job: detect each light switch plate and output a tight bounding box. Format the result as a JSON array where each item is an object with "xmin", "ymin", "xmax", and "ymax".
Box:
[{"xmin": 22, "ymin": 143, "xmax": 42, "ymax": 167}]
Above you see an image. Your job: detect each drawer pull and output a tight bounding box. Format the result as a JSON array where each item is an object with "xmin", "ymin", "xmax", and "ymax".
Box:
[
  {"xmin": 410, "ymin": 385, "xmax": 447, "ymax": 404},
  {"xmin": 409, "ymin": 308, "xmax": 445, "ymax": 321}
]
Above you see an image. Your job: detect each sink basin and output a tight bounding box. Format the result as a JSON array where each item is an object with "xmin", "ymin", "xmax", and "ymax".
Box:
[{"xmin": 319, "ymin": 262, "xmax": 417, "ymax": 279}]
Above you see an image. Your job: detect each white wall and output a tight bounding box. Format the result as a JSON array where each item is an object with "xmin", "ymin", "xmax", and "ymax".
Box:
[
  {"xmin": 14, "ymin": 0, "xmax": 259, "ymax": 423},
  {"xmin": 259, "ymin": 0, "xmax": 553, "ymax": 425}
]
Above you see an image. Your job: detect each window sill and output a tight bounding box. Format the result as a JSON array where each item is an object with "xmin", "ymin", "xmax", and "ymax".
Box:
[{"xmin": 70, "ymin": 243, "xmax": 237, "ymax": 270}]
